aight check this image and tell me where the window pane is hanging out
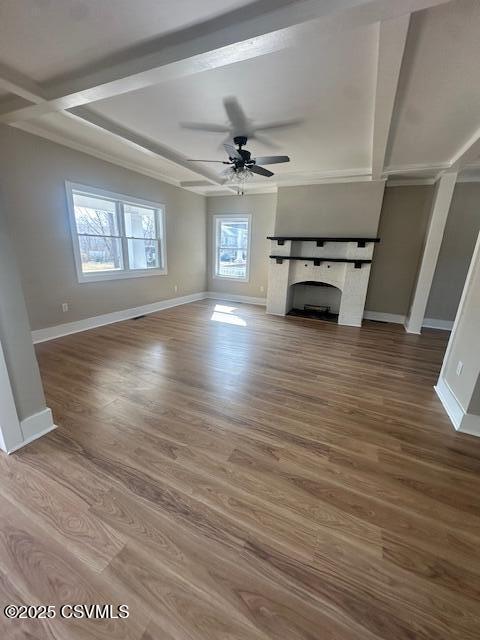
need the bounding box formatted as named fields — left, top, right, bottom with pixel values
left=219, top=220, right=248, bottom=249
left=73, top=192, right=118, bottom=236
left=124, top=204, right=157, bottom=238
left=78, top=235, right=123, bottom=272
left=218, top=247, right=247, bottom=278
left=127, top=239, right=160, bottom=270
left=216, top=218, right=249, bottom=279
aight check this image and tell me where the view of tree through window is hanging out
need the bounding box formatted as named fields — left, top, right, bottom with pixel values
left=73, top=193, right=122, bottom=272
left=215, top=216, right=250, bottom=280
left=69, top=185, right=165, bottom=281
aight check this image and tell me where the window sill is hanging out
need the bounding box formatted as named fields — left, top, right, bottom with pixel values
left=212, top=274, right=249, bottom=283
left=77, top=268, right=168, bottom=284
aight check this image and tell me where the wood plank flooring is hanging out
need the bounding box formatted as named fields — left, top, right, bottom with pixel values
left=2, top=299, right=480, bottom=639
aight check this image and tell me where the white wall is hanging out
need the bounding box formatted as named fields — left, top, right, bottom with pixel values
left=442, top=232, right=480, bottom=410
left=436, top=232, right=480, bottom=435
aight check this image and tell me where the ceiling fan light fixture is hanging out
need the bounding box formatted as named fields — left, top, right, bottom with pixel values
left=224, top=165, right=254, bottom=184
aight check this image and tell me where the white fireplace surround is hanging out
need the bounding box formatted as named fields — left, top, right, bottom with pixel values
left=266, top=238, right=377, bottom=327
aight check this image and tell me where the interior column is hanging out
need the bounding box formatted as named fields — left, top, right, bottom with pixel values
left=405, top=172, right=457, bottom=334
left=0, top=198, right=54, bottom=453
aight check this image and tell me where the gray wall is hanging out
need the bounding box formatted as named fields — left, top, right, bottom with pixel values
left=207, top=193, right=277, bottom=298
left=0, top=198, right=46, bottom=422
left=0, top=126, right=207, bottom=331
left=2, top=122, right=475, bottom=328
left=366, top=185, right=433, bottom=315
left=426, top=183, right=480, bottom=321
left=275, top=181, right=386, bottom=236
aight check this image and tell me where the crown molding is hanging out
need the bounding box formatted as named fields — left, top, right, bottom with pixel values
left=456, top=174, right=480, bottom=183
left=274, top=167, right=374, bottom=187
left=206, top=185, right=278, bottom=197
left=386, top=178, right=436, bottom=186
left=384, top=161, right=450, bottom=176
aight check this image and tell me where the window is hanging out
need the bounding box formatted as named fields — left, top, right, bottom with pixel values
left=214, top=215, right=251, bottom=281
left=66, top=182, right=166, bottom=282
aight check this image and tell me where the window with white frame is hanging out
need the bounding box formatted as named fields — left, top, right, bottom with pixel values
left=66, top=182, right=166, bottom=282
left=214, top=215, right=251, bottom=281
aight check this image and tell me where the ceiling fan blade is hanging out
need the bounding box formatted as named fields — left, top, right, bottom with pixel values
left=180, top=122, right=231, bottom=133
left=253, top=118, right=303, bottom=132
left=223, top=96, right=249, bottom=134
left=187, top=159, right=231, bottom=163
left=253, top=155, right=290, bottom=165
left=224, top=143, right=242, bottom=160
left=249, top=164, right=274, bottom=178
left=249, top=132, right=280, bottom=150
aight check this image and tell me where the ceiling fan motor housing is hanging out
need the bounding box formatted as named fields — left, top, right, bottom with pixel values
left=239, top=149, right=251, bottom=163
left=233, top=135, right=248, bottom=148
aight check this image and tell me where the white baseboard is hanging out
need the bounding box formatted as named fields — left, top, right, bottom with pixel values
left=435, top=377, right=480, bottom=436
left=363, top=311, right=406, bottom=324
left=422, top=317, right=454, bottom=331
left=7, top=407, right=56, bottom=454
left=31, top=292, right=207, bottom=343
left=434, top=378, right=464, bottom=429
left=364, top=311, right=453, bottom=331
left=205, top=292, right=267, bottom=306
left=31, top=293, right=454, bottom=345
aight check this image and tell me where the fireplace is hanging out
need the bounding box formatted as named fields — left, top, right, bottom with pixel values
left=287, top=281, right=341, bottom=322
left=266, top=236, right=379, bottom=327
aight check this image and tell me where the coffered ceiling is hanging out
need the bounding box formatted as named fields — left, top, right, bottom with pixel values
left=1, top=0, right=479, bottom=194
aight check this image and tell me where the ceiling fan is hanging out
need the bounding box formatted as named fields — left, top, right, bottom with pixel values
left=187, top=135, right=290, bottom=183
left=181, top=96, right=302, bottom=149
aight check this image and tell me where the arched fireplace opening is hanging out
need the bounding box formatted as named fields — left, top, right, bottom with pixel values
left=287, top=281, right=342, bottom=323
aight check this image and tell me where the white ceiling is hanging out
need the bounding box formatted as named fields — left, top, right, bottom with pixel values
left=386, top=0, right=480, bottom=170
left=0, top=0, right=479, bottom=193
left=88, top=22, right=378, bottom=179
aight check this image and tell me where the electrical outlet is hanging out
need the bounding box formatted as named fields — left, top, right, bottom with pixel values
left=260, top=285, right=265, bottom=293
left=456, top=361, right=463, bottom=376
left=174, top=284, right=178, bottom=293
left=61, top=303, right=69, bottom=313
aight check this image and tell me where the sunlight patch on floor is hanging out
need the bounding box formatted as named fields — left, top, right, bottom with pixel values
left=210, top=304, right=247, bottom=326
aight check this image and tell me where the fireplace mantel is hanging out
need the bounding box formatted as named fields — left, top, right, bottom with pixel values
left=267, top=236, right=380, bottom=248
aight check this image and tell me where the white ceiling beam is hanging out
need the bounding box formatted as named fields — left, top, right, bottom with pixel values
left=405, top=171, right=457, bottom=334
left=0, top=70, right=229, bottom=188
left=0, top=63, right=46, bottom=104
left=448, top=125, right=480, bottom=172
left=0, top=0, right=450, bottom=126
left=67, top=107, right=230, bottom=188
left=371, top=13, right=410, bottom=179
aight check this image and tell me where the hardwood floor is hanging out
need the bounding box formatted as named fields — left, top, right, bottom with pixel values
left=2, top=299, right=480, bottom=639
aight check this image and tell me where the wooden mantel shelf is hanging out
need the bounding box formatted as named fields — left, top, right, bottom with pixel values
left=269, top=255, right=372, bottom=269
left=267, top=236, right=380, bottom=247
